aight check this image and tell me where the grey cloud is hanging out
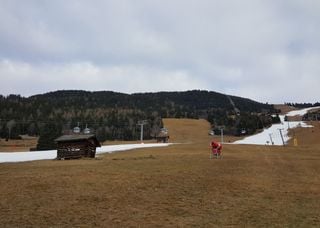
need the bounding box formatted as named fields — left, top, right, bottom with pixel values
left=0, top=0, right=319, bottom=103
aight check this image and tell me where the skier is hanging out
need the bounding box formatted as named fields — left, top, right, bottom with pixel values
left=210, top=140, right=222, bottom=159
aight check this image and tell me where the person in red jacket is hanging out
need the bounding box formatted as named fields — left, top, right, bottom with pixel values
left=210, top=140, right=222, bottom=159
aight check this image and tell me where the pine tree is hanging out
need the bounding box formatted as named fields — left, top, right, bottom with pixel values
left=36, top=123, right=61, bottom=150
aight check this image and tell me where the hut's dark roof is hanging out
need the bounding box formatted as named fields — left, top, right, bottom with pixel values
left=55, top=134, right=101, bottom=147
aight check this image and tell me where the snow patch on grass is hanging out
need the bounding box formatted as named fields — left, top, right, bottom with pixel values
left=233, top=107, right=319, bottom=146
left=0, top=143, right=171, bottom=163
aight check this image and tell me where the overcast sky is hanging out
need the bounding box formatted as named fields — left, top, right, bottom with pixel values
left=0, top=0, right=319, bottom=103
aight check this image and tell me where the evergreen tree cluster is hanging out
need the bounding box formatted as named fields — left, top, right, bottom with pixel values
left=0, top=90, right=277, bottom=149
left=285, top=102, right=320, bottom=108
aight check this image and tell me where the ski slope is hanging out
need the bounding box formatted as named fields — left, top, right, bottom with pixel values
left=1, top=106, right=319, bottom=162
left=286, top=107, right=320, bottom=117
left=0, top=143, right=170, bottom=163
left=233, top=107, right=319, bottom=146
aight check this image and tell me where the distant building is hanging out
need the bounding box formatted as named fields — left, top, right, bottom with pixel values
left=156, top=128, right=169, bottom=143
left=55, top=134, right=101, bottom=160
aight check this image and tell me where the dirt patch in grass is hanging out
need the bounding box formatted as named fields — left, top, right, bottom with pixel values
left=274, top=104, right=297, bottom=114
left=288, top=121, right=320, bottom=146
left=163, top=118, right=242, bottom=144
left=0, top=137, right=38, bottom=152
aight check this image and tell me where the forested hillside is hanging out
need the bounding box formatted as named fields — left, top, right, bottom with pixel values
left=0, top=90, right=278, bottom=148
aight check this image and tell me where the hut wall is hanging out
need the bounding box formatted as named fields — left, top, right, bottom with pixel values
left=57, top=141, right=88, bottom=159
left=156, top=136, right=169, bottom=143
left=86, top=139, right=97, bottom=158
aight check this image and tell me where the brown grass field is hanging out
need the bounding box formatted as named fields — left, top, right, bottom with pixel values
left=0, top=136, right=38, bottom=152
left=1, top=118, right=320, bottom=227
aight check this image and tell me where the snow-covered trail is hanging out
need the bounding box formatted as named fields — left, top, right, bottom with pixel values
left=233, top=107, right=320, bottom=146
left=0, top=143, right=170, bottom=163
left=286, top=107, right=320, bottom=117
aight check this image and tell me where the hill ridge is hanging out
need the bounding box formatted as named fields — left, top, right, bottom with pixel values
left=0, top=90, right=276, bottom=146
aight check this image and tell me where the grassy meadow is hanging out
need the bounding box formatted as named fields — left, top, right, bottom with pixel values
left=0, top=118, right=319, bottom=227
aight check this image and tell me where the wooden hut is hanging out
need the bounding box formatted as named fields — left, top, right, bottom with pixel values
left=55, top=134, right=101, bottom=160
left=156, top=129, right=170, bottom=143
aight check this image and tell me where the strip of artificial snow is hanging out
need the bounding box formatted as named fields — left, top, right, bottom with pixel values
left=233, top=106, right=319, bottom=146
left=96, top=143, right=170, bottom=154
left=0, top=143, right=170, bottom=163
left=0, top=150, right=57, bottom=163
left=233, top=116, right=312, bottom=145
left=286, top=106, right=320, bottom=116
